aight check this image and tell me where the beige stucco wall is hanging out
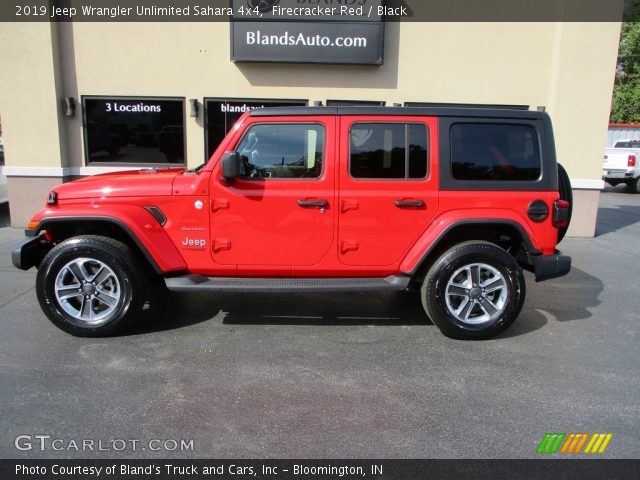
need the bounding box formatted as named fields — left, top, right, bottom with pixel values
left=546, top=22, right=621, bottom=237
left=0, top=23, right=66, bottom=168
left=6, top=177, right=63, bottom=225
left=0, top=20, right=623, bottom=232
left=64, top=22, right=560, bottom=170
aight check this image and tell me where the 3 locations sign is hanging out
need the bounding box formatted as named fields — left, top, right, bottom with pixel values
left=230, top=0, right=385, bottom=65
left=83, top=97, right=185, bottom=165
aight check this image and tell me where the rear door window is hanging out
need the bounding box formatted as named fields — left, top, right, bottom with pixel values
left=349, top=123, right=428, bottom=179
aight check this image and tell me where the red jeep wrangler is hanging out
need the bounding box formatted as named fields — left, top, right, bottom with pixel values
left=12, top=107, right=572, bottom=339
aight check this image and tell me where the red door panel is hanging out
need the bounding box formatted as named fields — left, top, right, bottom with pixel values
left=338, top=116, right=439, bottom=266
left=210, top=116, right=336, bottom=268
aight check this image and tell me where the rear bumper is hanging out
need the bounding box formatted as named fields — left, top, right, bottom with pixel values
left=602, top=169, right=635, bottom=180
left=532, top=252, right=571, bottom=282
left=12, top=234, right=50, bottom=270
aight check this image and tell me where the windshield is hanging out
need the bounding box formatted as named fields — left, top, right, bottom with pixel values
left=614, top=140, right=640, bottom=148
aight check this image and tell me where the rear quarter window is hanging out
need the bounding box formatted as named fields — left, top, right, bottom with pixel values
left=450, top=123, right=541, bottom=181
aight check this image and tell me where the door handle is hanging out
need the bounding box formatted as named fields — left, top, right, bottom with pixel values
left=395, top=199, right=425, bottom=208
left=297, top=199, right=329, bottom=208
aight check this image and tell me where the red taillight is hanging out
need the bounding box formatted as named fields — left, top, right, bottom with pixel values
left=628, top=155, right=637, bottom=167
left=553, top=200, right=570, bottom=228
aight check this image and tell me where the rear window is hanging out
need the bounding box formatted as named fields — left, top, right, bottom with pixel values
left=450, top=123, right=541, bottom=181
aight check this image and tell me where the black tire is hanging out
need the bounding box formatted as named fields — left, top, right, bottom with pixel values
left=421, top=241, right=525, bottom=340
left=557, top=163, right=573, bottom=243
left=625, top=177, right=639, bottom=194
left=36, top=236, right=145, bottom=337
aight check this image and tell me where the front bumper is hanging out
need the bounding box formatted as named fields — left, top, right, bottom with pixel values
left=12, top=234, right=50, bottom=270
left=532, top=252, right=571, bottom=282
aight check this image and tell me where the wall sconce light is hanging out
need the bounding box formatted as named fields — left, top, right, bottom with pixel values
left=190, top=99, right=199, bottom=118
left=393, top=103, right=402, bottom=107
left=313, top=101, right=323, bottom=106
left=64, top=97, right=76, bottom=116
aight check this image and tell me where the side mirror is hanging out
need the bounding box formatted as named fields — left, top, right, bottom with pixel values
left=221, top=152, right=243, bottom=182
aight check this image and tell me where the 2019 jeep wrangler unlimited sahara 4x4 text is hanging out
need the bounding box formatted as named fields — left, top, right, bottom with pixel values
left=12, top=107, right=572, bottom=339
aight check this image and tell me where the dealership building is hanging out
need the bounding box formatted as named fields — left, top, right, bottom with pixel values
left=0, top=3, right=622, bottom=236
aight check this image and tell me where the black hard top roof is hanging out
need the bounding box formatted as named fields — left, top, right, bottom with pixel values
left=250, top=106, right=544, bottom=119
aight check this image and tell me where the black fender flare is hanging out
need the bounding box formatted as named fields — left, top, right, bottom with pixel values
left=27, top=215, right=185, bottom=275
left=406, top=219, right=540, bottom=276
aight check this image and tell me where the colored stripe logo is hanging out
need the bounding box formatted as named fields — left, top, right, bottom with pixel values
left=537, top=433, right=613, bottom=454
left=584, top=433, right=614, bottom=454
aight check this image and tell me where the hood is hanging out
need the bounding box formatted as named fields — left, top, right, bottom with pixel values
left=53, top=168, right=183, bottom=200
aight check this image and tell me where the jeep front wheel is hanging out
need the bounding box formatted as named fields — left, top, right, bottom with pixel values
left=36, top=236, right=145, bottom=337
left=421, top=241, right=525, bottom=340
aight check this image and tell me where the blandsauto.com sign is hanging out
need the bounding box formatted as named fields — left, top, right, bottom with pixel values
left=230, top=0, right=386, bottom=65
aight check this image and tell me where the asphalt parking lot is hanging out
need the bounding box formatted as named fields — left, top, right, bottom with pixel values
left=0, top=190, right=638, bottom=459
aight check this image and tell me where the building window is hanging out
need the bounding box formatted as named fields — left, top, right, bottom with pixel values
left=349, top=123, right=428, bottom=179
left=205, top=98, right=307, bottom=160
left=450, top=123, right=541, bottom=181
left=235, top=123, right=325, bottom=179
left=83, top=97, right=185, bottom=165
left=326, top=100, right=385, bottom=106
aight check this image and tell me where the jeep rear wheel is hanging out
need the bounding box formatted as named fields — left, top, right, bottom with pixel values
left=421, top=241, right=525, bottom=340
left=36, top=236, right=145, bottom=337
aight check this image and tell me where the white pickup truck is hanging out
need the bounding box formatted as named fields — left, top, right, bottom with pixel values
left=603, top=139, right=640, bottom=193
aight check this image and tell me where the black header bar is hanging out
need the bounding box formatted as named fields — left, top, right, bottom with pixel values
left=0, top=0, right=629, bottom=22
left=2, top=459, right=640, bottom=480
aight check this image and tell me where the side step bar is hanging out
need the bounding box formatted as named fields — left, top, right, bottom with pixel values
left=165, top=275, right=411, bottom=293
